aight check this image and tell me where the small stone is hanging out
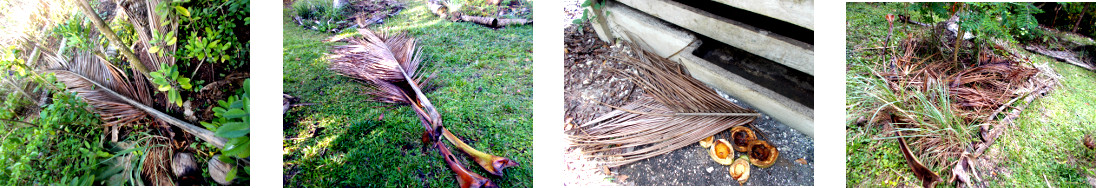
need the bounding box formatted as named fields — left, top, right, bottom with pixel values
left=706, top=166, right=714, bottom=173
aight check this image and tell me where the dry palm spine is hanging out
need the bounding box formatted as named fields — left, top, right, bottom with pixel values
left=567, top=42, right=759, bottom=167
left=327, top=29, right=518, bottom=187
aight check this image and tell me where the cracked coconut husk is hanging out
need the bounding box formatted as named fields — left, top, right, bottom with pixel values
left=567, top=41, right=758, bottom=167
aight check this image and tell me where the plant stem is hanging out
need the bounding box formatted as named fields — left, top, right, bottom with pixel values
left=442, top=128, right=519, bottom=176
left=75, top=0, right=150, bottom=76
left=435, top=141, right=496, bottom=188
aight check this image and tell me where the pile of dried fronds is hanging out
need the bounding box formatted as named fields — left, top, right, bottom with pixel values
left=567, top=42, right=758, bottom=167
left=426, top=0, right=531, bottom=28
left=327, top=28, right=519, bottom=188
left=867, top=34, right=1058, bottom=187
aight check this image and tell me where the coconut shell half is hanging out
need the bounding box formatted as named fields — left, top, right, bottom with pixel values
left=748, top=140, right=778, bottom=168
left=730, top=156, right=751, bottom=185
left=709, top=139, right=734, bottom=165
left=730, top=126, right=756, bottom=152
left=699, top=136, right=715, bottom=148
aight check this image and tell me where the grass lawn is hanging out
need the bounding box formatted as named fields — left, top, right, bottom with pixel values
left=846, top=2, right=1096, bottom=187
left=281, top=1, right=533, bottom=187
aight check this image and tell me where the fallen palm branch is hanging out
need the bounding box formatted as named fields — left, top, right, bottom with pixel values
left=436, top=141, right=497, bottom=188
left=1023, top=45, right=1096, bottom=70
left=326, top=28, right=518, bottom=186
left=567, top=42, right=758, bottom=167
left=43, top=68, right=227, bottom=148
left=442, top=128, right=519, bottom=176
left=426, top=0, right=530, bottom=28
left=878, top=109, right=942, bottom=188
left=896, top=129, right=942, bottom=188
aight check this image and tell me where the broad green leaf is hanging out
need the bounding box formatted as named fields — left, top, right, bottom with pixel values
left=215, top=122, right=249, bottom=138
left=223, top=109, right=246, bottom=119
left=213, top=107, right=227, bottom=115
left=157, top=84, right=171, bottom=92
left=200, top=121, right=218, bottom=130
left=178, top=77, right=192, bottom=90
left=225, top=167, right=237, bottom=183
left=223, top=137, right=250, bottom=158
left=175, top=6, right=190, bottom=17
left=149, top=46, right=160, bottom=53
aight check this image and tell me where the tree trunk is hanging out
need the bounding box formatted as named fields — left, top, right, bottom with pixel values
left=1075, top=3, right=1088, bottom=33
left=75, top=0, right=150, bottom=76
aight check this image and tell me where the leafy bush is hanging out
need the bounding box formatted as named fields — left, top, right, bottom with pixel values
left=199, top=79, right=249, bottom=182
left=53, top=12, right=96, bottom=54
left=149, top=63, right=193, bottom=107
left=0, top=79, right=106, bottom=185
left=291, top=0, right=347, bottom=32
left=909, top=2, right=1045, bottom=42
left=173, top=0, right=250, bottom=70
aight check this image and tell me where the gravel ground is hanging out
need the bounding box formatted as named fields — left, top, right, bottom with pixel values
left=562, top=2, right=814, bottom=185
left=613, top=90, right=814, bottom=186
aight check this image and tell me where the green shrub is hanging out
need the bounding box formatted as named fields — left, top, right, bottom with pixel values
left=909, top=2, right=1045, bottom=42
left=0, top=79, right=106, bottom=185
left=199, top=79, right=249, bottom=182
left=174, top=0, right=250, bottom=70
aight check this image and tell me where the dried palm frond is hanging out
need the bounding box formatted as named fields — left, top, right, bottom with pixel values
left=141, top=136, right=174, bottom=186
left=328, top=29, right=443, bottom=137
left=327, top=28, right=518, bottom=179
left=568, top=42, right=758, bottom=167
left=38, top=48, right=150, bottom=126
left=35, top=46, right=225, bottom=147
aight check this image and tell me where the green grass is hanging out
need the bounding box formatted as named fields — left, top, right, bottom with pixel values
left=282, top=0, right=532, bottom=187
left=847, top=2, right=1096, bottom=187
left=991, top=54, right=1096, bottom=186
left=845, top=3, right=949, bottom=187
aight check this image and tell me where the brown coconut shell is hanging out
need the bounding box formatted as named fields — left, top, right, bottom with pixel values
left=730, top=126, right=756, bottom=152
left=748, top=140, right=778, bottom=168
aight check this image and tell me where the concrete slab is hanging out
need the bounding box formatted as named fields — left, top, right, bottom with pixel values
left=615, top=0, right=814, bottom=75
left=673, top=42, right=814, bottom=136
left=595, top=1, right=697, bottom=58
left=711, top=0, right=814, bottom=30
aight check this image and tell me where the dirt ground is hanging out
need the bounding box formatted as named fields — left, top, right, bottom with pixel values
left=562, top=22, right=814, bottom=185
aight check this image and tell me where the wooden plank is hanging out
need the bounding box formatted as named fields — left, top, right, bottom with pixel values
left=711, top=0, right=813, bottom=30
left=616, top=0, right=814, bottom=75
